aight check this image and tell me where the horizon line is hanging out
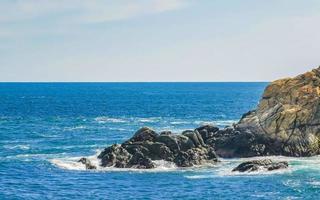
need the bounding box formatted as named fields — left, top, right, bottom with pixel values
left=0, top=81, right=270, bottom=83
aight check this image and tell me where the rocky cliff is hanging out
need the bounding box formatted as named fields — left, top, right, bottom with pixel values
left=214, top=67, right=320, bottom=157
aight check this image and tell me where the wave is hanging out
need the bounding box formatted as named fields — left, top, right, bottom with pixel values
left=193, top=120, right=237, bottom=127
left=50, top=151, right=180, bottom=172
left=3, top=144, right=30, bottom=150
left=136, top=117, right=162, bottom=123
left=169, top=121, right=189, bottom=125
left=94, top=117, right=127, bottom=123
left=49, top=154, right=320, bottom=176
left=63, top=126, right=87, bottom=131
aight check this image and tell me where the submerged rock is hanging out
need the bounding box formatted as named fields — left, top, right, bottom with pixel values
left=213, top=67, right=320, bottom=157
left=232, top=159, right=288, bottom=172
left=97, top=127, right=219, bottom=169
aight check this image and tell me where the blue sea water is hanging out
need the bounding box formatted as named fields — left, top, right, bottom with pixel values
left=1, top=83, right=320, bottom=199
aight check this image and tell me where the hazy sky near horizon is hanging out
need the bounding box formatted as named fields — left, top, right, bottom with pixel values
left=0, top=0, right=320, bottom=82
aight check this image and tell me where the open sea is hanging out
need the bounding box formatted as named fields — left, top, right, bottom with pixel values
left=1, top=82, right=320, bottom=199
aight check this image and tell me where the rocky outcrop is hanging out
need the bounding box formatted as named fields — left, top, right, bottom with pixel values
left=96, top=127, right=218, bottom=169
left=213, top=67, right=320, bottom=157
left=78, top=67, right=320, bottom=170
left=232, top=159, right=288, bottom=172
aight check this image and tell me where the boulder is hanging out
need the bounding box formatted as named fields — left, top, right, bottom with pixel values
left=196, top=125, right=219, bottom=143
left=232, top=159, right=289, bottom=172
left=98, top=144, right=132, bottom=167
left=127, top=150, right=156, bottom=169
left=182, top=130, right=206, bottom=147
left=128, top=127, right=158, bottom=143
left=174, top=147, right=218, bottom=167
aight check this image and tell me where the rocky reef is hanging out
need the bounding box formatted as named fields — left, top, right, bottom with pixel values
left=96, top=127, right=218, bottom=169
left=213, top=67, right=320, bottom=157
left=232, top=159, right=288, bottom=172
left=79, top=67, right=320, bottom=169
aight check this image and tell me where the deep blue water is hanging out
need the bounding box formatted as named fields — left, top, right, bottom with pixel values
left=1, top=83, right=320, bottom=199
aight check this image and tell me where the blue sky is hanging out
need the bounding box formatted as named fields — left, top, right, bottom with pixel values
left=1, top=0, right=320, bottom=81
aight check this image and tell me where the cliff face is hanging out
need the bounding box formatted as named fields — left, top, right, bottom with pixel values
left=219, top=67, right=320, bottom=157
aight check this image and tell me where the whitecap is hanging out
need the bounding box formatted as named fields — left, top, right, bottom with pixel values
left=63, top=125, right=87, bottom=131
left=170, top=121, right=190, bottom=125
left=94, top=117, right=127, bottom=123
left=136, top=117, right=161, bottom=123
left=194, top=120, right=238, bottom=127
left=50, top=151, right=180, bottom=172
left=3, top=144, right=30, bottom=150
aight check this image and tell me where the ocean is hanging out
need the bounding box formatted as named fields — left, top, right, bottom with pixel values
left=1, top=82, right=319, bottom=199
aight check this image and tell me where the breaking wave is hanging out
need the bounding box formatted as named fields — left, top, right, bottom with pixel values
left=50, top=155, right=179, bottom=172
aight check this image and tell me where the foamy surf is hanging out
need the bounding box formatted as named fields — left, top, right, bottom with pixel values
left=50, top=149, right=181, bottom=172
left=50, top=156, right=180, bottom=172
left=50, top=153, right=320, bottom=176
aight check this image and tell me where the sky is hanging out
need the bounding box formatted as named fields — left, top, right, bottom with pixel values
left=0, top=0, right=320, bottom=82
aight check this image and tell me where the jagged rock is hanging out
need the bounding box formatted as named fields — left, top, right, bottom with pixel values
left=97, top=127, right=219, bottom=169
left=78, top=157, right=97, bottom=170
left=128, top=127, right=158, bottom=143
left=196, top=125, right=219, bottom=143
left=232, top=159, right=288, bottom=172
left=127, top=150, right=155, bottom=169
left=155, top=135, right=182, bottom=153
left=160, top=131, right=172, bottom=136
left=174, top=147, right=218, bottom=167
left=98, top=144, right=132, bottom=167
left=213, top=67, right=320, bottom=157
left=182, top=130, right=205, bottom=147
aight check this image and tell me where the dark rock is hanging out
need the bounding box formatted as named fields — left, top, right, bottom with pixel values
left=196, top=125, right=219, bottom=143
left=141, top=142, right=174, bottom=161
left=98, top=144, right=132, bottom=167
left=174, top=147, right=218, bottom=167
left=182, top=130, right=205, bottom=147
left=128, top=127, right=158, bottom=143
left=232, top=159, right=289, bottom=172
left=127, top=150, right=155, bottom=169
left=155, top=135, right=181, bottom=153
left=97, top=126, right=219, bottom=169
left=160, top=131, right=172, bottom=136
left=176, top=135, right=197, bottom=151
left=78, top=157, right=97, bottom=170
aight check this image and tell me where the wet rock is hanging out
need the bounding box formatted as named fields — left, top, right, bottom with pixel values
left=98, top=144, right=132, bottom=167
left=127, top=150, right=155, bottom=169
left=182, top=130, right=205, bottom=147
left=128, top=127, right=158, bottom=143
left=174, top=147, right=218, bottom=167
left=160, top=131, right=172, bottom=136
left=232, top=159, right=289, bottom=172
left=97, top=127, right=219, bottom=169
left=78, top=157, right=97, bottom=170
left=196, top=125, right=219, bottom=143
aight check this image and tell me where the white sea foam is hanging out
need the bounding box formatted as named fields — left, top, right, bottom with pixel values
left=3, top=144, right=30, bottom=150
left=94, top=117, right=127, bottom=123
left=50, top=151, right=180, bottom=172
left=63, top=125, right=87, bottom=131
left=193, top=120, right=237, bottom=127
left=136, top=117, right=161, bottom=123
left=169, top=121, right=190, bottom=125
